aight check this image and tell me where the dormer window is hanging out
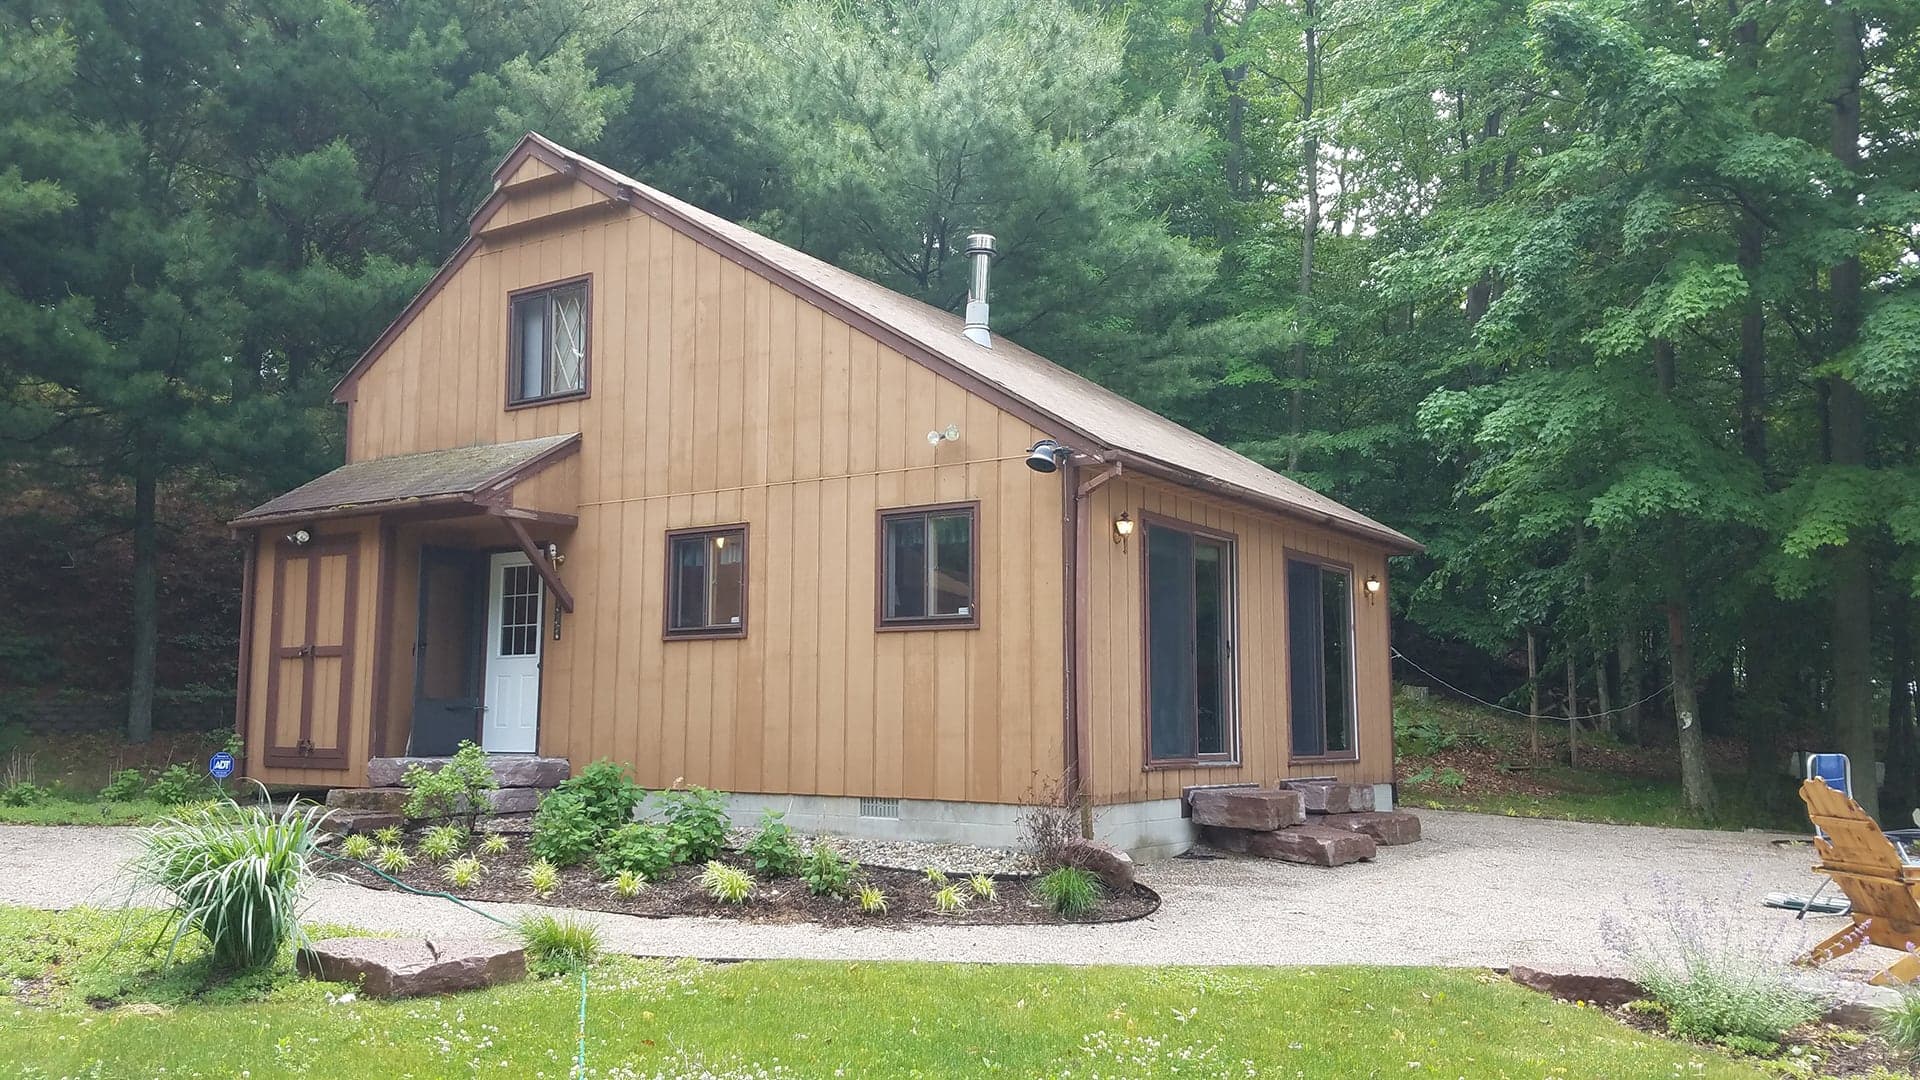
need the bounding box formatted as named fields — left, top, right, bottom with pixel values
left=509, top=278, right=589, bottom=406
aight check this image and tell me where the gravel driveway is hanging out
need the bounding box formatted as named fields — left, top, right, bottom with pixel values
left=0, top=810, right=1890, bottom=978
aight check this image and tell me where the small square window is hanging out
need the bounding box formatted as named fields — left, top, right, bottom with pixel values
left=665, top=526, right=748, bottom=638
left=509, top=279, right=589, bottom=405
left=877, top=503, right=977, bottom=629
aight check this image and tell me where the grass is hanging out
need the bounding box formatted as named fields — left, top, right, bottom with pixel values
left=1393, top=692, right=1806, bottom=832
left=2, top=905, right=1779, bottom=1078
left=0, top=794, right=176, bottom=825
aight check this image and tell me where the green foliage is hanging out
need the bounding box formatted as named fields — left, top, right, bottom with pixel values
left=101, top=769, right=147, bottom=802
left=923, top=868, right=948, bottom=888
left=594, top=822, right=675, bottom=881
left=659, top=787, right=729, bottom=865
left=743, top=810, right=803, bottom=877
left=372, top=826, right=402, bottom=847
left=150, top=764, right=217, bottom=807
left=524, top=859, right=560, bottom=898
left=699, top=861, right=754, bottom=905
left=610, top=869, right=647, bottom=898
left=441, top=856, right=484, bottom=889
left=801, top=842, right=857, bottom=898
left=0, top=781, right=47, bottom=806
left=1883, top=986, right=1920, bottom=1054
left=339, top=834, right=375, bottom=861
left=969, top=874, right=998, bottom=901
left=530, top=789, right=601, bottom=868
left=133, top=797, right=327, bottom=969
left=1034, top=867, right=1101, bottom=919
left=513, top=913, right=601, bottom=977
left=401, top=742, right=496, bottom=827
left=856, top=885, right=888, bottom=915
left=1622, top=900, right=1825, bottom=1045
left=477, top=832, right=510, bottom=856
left=418, top=823, right=468, bottom=862
left=554, top=759, right=644, bottom=837
left=372, top=846, right=412, bottom=874
left=931, top=884, right=968, bottom=915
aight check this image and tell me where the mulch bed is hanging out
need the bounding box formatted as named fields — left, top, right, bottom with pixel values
left=324, top=833, right=1158, bottom=928
left=1614, top=1005, right=1916, bottom=1077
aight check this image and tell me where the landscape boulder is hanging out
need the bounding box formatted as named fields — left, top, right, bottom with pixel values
left=1315, top=810, right=1421, bottom=845
left=297, top=937, right=526, bottom=998
left=1189, top=788, right=1305, bottom=831
left=1280, top=780, right=1376, bottom=814
left=1060, top=838, right=1136, bottom=891
left=1245, top=824, right=1376, bottom=866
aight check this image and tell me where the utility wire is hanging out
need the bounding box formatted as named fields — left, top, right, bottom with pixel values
left=1390, top=647, right=1674, bottom=723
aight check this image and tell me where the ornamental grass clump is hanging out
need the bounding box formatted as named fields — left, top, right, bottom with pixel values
left=373, top=845, right=412, bottom=873
left=1884, top=982, right=1920, bottom=1055
left=700, top=861, right=755, bottom=905
left=1034, top=866, right=1101, bottom=918
left=525, top=858, right=561, bottom=898
left=514, top=913, right=602, bottom=977
left=855, top=884, right=888, bottom=915
left=339, top=833, right=376, bottom=861
left=133, top=795, right=329, bottom=970
left=477, top=831, right=510, bottom=856
left=419, top=823, right=467, bottom=862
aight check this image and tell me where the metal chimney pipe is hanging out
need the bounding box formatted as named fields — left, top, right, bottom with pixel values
left=962, top=233, right=995, bottom=348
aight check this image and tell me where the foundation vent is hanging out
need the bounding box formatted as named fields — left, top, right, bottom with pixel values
left=858, top=797, right=901, bottom=820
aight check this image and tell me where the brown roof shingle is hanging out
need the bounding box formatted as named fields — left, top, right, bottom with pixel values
left=232, top=433, right=579, bottom=526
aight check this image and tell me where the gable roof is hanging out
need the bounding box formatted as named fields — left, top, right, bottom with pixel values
left=333, top=134, right=1419, bottom=554
left=232, top=433, right=580, bottom=527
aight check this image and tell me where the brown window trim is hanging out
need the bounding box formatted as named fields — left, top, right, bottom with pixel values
left=1283, top=548, right=1361, bottom=764
left=663, top=523, right=750, bottom=640
left=506, top=274, right=592, bottom=410
left=1138, top=511, right=1242, bottom=769
left=875, top=500, right=980, bottom=632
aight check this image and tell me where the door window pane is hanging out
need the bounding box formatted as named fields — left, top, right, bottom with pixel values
left=666, top=527, right=747, bottom=636
left=1194, top=540, right=1228, bottom=756
left=498, top=563, right=541, bottom=656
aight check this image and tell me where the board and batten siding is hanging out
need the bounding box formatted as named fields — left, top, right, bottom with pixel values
left=1079, top=475, right=1394, bottom=805
left=338, top=191, right=1067, bottom=805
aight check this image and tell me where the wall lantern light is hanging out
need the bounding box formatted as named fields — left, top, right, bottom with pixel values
left=1365, top=574, right=1382, bottom=604
left=285, top=528, right=312, bottom=547
left=1025, top=439, right=1072, bottom=473
left=1113, top=512, right=1134, bottom=550
left=545, top=541, right=565, bottom=568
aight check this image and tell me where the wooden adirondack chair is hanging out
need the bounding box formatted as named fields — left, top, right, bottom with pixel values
left=1796, top=778, right=1920, bottom=986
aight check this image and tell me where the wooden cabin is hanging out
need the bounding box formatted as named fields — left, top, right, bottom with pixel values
left=230, top=133, right=1420, bottom=856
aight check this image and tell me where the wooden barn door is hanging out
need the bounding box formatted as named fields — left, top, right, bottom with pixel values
left=263, top=536, right=360, bottom=769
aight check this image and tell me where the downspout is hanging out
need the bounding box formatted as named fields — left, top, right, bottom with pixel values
left=1064, top=459, right=1123, bottom=837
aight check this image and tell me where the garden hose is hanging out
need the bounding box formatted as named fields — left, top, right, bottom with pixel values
left=314, top=848, right=594, bottom=1078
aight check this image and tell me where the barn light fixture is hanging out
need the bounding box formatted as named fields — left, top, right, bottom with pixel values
left=1025, top=439, right=1071, bottom=474
left=1113, top=512, right=1134, bottom=550
left=1365, top=575, right=1382, bottom=604
left=285, top=529, right=311, bottom=547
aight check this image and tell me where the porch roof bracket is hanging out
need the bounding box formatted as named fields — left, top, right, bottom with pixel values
left=500, top=514, right=575, bottom=613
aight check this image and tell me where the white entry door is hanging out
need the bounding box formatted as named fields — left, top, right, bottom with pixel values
left=482, top=551, right=543, bottom=754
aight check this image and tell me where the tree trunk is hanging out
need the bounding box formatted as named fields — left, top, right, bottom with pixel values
left=1887, top=594, right=1917, bottom=818
left=1655, top=337, right=1716, bottom=813
left=1827, top=2, right=1877, bottom=818
left=1566, top=654, right=1580, bottom=769
left=1618, top=624, right=1642, bottom=746
left=1527, top=628, right=1541, bottom=756
left=1286, top=0, right=1320, bottom=472
left=1593, top=647, right=1611, bottom=739
left=126, top=442, right=159, bottom=745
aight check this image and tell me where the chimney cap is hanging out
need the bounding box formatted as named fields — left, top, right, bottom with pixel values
left=964, top=232, right=996, bottom=256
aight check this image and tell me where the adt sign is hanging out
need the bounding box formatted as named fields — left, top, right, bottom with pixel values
left=208, top=751, right=236, bottom=780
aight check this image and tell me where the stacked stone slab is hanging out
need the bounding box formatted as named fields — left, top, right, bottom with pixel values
left=1191, top=781, right=1421, bottom=867
left=326, top=755, right=569, bottom=822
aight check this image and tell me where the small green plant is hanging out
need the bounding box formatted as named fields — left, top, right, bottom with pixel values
left=133, top=793, right=329, bottom=969
left=0, top=781, right=48, bottom=807
left=100, top=769, right=147, bottom=802
left=1882, top=985, right=1920, bottom=1054
left=373, top=845, right=412, bottom=873
left=699, top=860, right=754, bottom=904
left=660, top=786, right=730, bottom=864
left=372, top=825, right=402, bottom=847
left=743, top=810, right=803, bottom=877
left=1034, top=866, right=1101, bottom=918
left=1436, top=767, right=1467, bottom=792
left=923, top=867, right=948, bottom=888
left=801, top=841, right=857, bottom=897
left=969, top=873, right=997, bottom=901
left=442, top=856, right=484, bottom=888
left=856, top=884, right=888, bottom=914
left=525, top=858, right=560, bottom=898
left=1620, top=897, right=1826, bottom=1045
left=555, top=759, right=644, bottom=836
left=931, top=884, right=968, bottom=915
left=530, top=789, right=601, bottom=867
left=340, top=833, right=376, bottom=860
left=611, top=869, right=647, bottom=898
left=401, top=741, right=496, bottom=831
left=595, top=821, right=675, bottom=881
left=419, top=823, right=467, bottom=862
left=477, top=831, right=510, bottom=856
left=514, top=913, right=602, bottom=977
left=149, top=763, right=216, bottom=806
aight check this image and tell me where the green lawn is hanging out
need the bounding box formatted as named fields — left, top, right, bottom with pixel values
left=0, top=795, right=175, bottom=826
left=2, top=906, right=1776, bottom=1079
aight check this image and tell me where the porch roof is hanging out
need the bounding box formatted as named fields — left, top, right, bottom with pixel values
left=230, top=433, right=580, bottom=528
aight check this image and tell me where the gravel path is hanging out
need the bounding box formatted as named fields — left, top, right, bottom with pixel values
left=0, top=811, right=1894, bottom=979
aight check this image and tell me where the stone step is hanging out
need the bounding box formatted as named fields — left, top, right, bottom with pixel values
left=1247, top=824, right=1376, bottom=866
left=366, top=755, right=569, bottom=789
left=326, top=785, right=545, bottom=815
left=323, top=808, right=401, bottom=835
left=298, top=937, right=526, bottom=998
left=1280, top=780, right=1376, bottom=814
left=1316, top=810, right=1421, bottom=845
left=1190, top=788, right=1305, bottom=831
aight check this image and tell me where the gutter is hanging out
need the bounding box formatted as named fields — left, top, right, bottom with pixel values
left=1061, top=454, right=1124, bottom=834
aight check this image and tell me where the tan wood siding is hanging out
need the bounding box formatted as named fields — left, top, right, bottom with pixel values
left=1081, top=475, right=1393, bottom=804
left=330, top=186, right=1065, bottom=803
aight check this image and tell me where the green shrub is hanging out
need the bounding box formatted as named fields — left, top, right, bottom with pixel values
left=801, top=842, right=857, bottom=897
left=660, top=786, right=729, bottom=864
left=401, top=742, right=496, bottom=830
left=699, top=861, right=755, bottom=904
left=525, top=859, right=560, bottom=898
left=1883, top=986, right=1920, bottom=1054
left=340, top=834, right=376, bottom=860
left=373, top=845, right=412, bottom=873
left=442, top=856, right=484, bottom=888
left=418, top=823, right=467, bottom=862
left=133, top=796, right=328, bottom=969
left=595, top=821, right=675, bottom=881
left=1622, top=902, right=1826, bottom=1045
left=514, top=913, right=601, bottom=977
left=101, top=769, right=147, bottom=802
left=531, top=789, right=600, bottom=867
left=931, top=884, right=968, bottom=915
left=0, top=781, right=48, bottom=807
left=1034, top=866, right=1101, bottom=918
left=969, top=874, right=997, bottom=901
left=149, top=764, right=216, bottom=806
left=855, top=884, right=888, bottom=914
left=743, top=810, right=803, bottom=877
left=477, top=832, right=510, bottom=856
left=556, top=760, right=644, bottom=836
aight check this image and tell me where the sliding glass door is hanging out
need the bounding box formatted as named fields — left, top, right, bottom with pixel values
left=1287, top=558, right=1356, bottom=758
left=1144, top=521, right=1236, bottom=764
